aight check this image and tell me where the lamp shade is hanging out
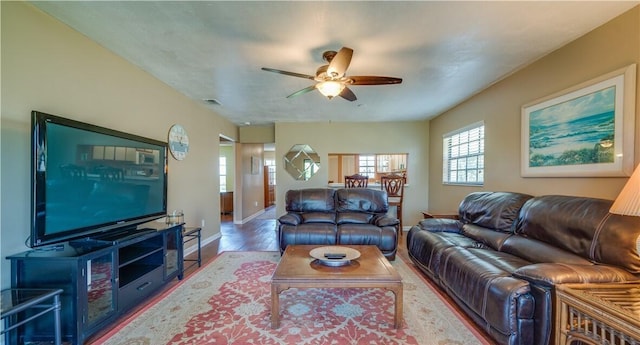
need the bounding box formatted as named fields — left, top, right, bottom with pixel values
left=316, top=81, right=345, bottom=99
left=610, top=164, right=640, bottom=216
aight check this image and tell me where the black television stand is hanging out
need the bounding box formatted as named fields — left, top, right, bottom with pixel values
left=7, top=222, right=184, bottom=345
left=70, top=227, right=158, bottom=248
left=69, top=237, right=115, bottom=248
left=98, top=227, right=157, bottom=243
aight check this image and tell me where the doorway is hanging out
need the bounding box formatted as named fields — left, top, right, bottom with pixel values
left=263, top=143, right=276, bottom=208
left=219, top=136, right=235, bottom=223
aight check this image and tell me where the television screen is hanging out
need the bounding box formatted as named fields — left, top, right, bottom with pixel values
left=31, top=111, right=168, bottom=247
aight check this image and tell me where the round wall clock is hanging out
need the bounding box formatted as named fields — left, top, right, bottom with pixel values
left=168, top=124, right=189, bottom=160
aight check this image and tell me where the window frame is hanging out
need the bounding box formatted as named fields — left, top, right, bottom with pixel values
left=358, top=154, right=376, bottom=179
left=219, top=156, right=227, bottom=192
left=442, top=121, right=485, bottom=186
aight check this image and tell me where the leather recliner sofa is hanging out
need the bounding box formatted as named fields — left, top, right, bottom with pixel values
left=278, top=188, right=399, bottom=260
left=406, top=191, right=640, bottom=345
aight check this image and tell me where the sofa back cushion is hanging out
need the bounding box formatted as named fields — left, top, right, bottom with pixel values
left=336, top=188, right=389, bottom=213
left=302, top=212, right=336, bottom=224
left=514, top=195, right=640, bottom=273
left=501, top=235, right=593, bottom=265
left=285, top=188, right=336, bottom=213
left=595, top=214, right=640, bottom=273
left=458, top=192, right=533, bottom=232
left=336, top=212, right=375, bottom=224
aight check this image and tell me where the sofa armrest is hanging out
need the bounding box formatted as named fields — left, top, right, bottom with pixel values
left=422, top=211, right=459, bottom=220
left=416, top=218, right=463, bottom=233
left=373, top=214, right=400, bottom=227
left=278, top=213, right=302, bottom=226
left=513, top=263, right=640, bottom=287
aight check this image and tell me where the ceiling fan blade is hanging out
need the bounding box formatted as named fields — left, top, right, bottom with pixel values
left=349, top=76, right=403, bottom=85
left=286, top=85, right=317, bottom=98
left=339, top=86, right=357, bottom=102
left=261, top=67, right=315, bottom=80
left=327, top=47, right=353, bottom=78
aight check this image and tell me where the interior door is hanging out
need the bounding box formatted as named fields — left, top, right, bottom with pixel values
left=263, top=165, right=275, bottom=207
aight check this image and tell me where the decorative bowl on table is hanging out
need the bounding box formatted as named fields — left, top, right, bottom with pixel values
left=309, top=246, right=361, bottom=267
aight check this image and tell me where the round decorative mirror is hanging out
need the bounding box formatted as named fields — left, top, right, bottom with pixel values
left=284, top=144, right=320, bottom=181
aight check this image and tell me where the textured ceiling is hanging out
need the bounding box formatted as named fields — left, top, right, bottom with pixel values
left=31, top=1, right=638, bottom=126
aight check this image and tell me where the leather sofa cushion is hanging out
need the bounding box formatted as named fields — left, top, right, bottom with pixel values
left=514, top=195, right=640, bottom=272
left=278, top=213, right=302, bottom=226
left=595, top=213, right=640, bottom=273
left=438, top=247, right=533, bottom=335
left=458, top=192, right=533, bottom=232
left=285, top=188, right=336, bottom=212
left=336, top=212, right=374, bottom=225
left=514, top=195, right=610, bottom=255
left=336, top=188, right=389, bottom=213
left=501, top=235, right=592, bottom=265
left=417, top=218, right=462, bottom=232
left=464, top=247, right=532, bottom=273
left=513, top=263, right=640, bottom=287
left=462, top=224, right=512, bottom=251
left=375, top=215, right=400, bottom=227
left=338, top=224, right=397, bottom=252
left=407, top=227, right=483, bottom=279
left=302, top=212, right=336, bottom=224
left=279, top=223, right=337, bottom=248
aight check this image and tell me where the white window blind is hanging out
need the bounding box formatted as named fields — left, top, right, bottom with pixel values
left=443, top=122, right=484, bottom=185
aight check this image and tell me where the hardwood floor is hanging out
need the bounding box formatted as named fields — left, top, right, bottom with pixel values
left=181, top=207, right=280, bottom=278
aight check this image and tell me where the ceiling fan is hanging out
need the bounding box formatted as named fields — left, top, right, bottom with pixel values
left=261, top=47, right=402, bottom=101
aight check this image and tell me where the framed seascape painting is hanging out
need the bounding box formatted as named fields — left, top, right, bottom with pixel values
left=521, top=64, right=636, bottom=177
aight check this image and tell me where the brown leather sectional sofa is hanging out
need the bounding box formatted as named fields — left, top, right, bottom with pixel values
left=406, top=191, right=640, bottom=345
left=278, top=188, right=399, bottom=260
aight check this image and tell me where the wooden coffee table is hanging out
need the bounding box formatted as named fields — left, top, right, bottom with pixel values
left=271, top=245, right=403, bottom=328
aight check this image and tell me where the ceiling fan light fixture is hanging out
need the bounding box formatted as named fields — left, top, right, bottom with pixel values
left=316, top=81, right=345, bottom=99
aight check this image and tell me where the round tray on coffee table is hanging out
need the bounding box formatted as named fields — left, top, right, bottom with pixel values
left=309, top=246, right=361, bottom=267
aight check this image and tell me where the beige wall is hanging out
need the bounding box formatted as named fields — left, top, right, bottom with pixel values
left=0, top=2, right=237, bottom=289
left=274, top=121, right=430, bottom=229
left=239, top=125, right=275, bottom=143
left=428, top=6, right=640, bottom=214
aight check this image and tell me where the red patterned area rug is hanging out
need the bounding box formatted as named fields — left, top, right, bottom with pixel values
left=91, top=251, right=490, bottom=345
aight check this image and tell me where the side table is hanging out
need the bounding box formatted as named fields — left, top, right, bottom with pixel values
left=421, top=211, right=458, bottom=219
left=1, top=288, right=63, bottom=345
left=182, top=226, right=202, bottom=273
left=555, top=282, right=640, bottom=345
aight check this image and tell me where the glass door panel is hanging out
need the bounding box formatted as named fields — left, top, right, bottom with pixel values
left=86, top=251, right=115, bottom=326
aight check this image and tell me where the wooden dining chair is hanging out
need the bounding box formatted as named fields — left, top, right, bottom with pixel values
left=344, top=174, right=369, bottom=188
left=381, top=174, right=405, bottom=236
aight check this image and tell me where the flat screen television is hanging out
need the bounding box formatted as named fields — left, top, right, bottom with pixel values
left=31, top=111, right=168, bottom=248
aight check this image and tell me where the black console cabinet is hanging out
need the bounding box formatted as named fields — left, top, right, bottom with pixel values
left=7, top=222, right=183, bottom=345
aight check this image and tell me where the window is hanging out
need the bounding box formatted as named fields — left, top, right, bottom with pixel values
left=358, top=154, right=375, bottom=178
left=219, top=156, right=227, bottom=192
left=443, top=122, right=484, bottom=185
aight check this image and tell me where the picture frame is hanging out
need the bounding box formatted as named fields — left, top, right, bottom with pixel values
left=521, top=64, right=636, bottom=177
left=251, top=156, right=260, bottom=175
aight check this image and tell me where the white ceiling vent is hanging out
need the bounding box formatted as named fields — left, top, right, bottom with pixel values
left=204, top=99, right=222, bottom=106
